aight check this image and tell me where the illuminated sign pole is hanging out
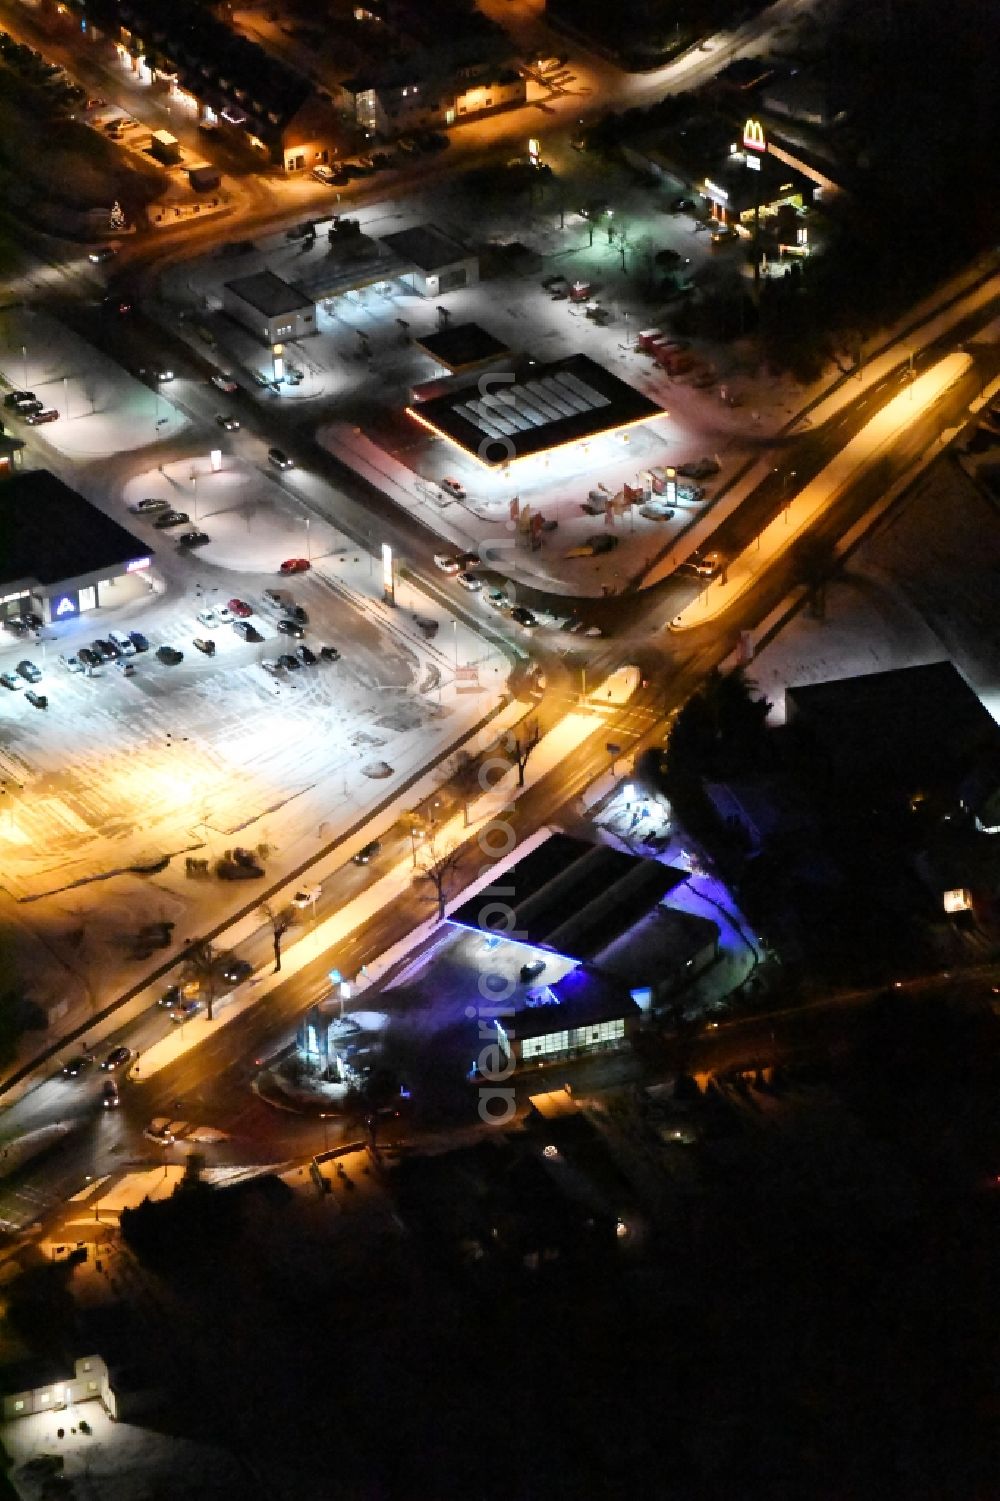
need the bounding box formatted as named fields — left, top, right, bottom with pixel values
left=381, top=542, right=396, bottom=607
left=743, top=118, right=766, bottom=298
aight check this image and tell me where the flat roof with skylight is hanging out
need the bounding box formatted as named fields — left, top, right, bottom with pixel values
left=407, top=353, right=667, bottom=466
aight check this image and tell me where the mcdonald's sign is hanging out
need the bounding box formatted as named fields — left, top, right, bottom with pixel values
left=742, top=117, right=766, bottom=153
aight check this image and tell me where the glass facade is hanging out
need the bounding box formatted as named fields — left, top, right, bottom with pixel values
left=521, top=1017, right=626, bottom=1061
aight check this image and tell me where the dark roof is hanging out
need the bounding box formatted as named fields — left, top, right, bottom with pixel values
left=224, top=270, right=314, bottom=317
left=450, top=833, right=683, bottom=961
left=505, top=967, right=641, bottom=1039
left=786, top=663, right=1000, bottom=795
left=413, top=323, right=510, bottom=372
left=0, top=471, right=152, bottom=587
left=409, top=353, right=666, bottom=466
left=379, top=224, right=471, bottom=273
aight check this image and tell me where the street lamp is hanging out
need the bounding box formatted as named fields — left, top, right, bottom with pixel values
left=606, top=209, right=614, bottom=245
left=21, top=345, right=28, bottom=390
left=303, top=516, right=312, bottom=561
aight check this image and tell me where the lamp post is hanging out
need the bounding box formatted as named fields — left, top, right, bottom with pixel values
left=304, top=516, right=312, bottom=561
left=21, top=345, right=28, bottom=390
left=63, top=376, right=70, bottom=421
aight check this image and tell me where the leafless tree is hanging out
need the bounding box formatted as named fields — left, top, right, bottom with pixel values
left=182, top=937, right=218, bottom=1021
left=414, top=830, right=465, bottom=922
left=261, top=903, right=292, bottom=973
left=510, top=721, right=541, bottom=788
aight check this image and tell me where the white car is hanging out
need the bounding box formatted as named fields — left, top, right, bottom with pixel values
left=211, top=373, right=239, bottom=394
left=457, top=572, right=483, bottom=591
left=215, top=604, right=233, bottom=624
left=144, top=1118, right=178, bottom=1145
left=312, top=164, right=336, bottom=185
left=440, top=476, right=467, bottom=499
left=292, top=884, right=322, bottom=908
left=130, top=497, right=169, bottom=514
left=434, top=553, right=463, bottom=574
left=196, top=608, right=219, bottom=629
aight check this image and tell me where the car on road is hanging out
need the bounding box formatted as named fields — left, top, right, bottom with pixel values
left=95, top=638, right=121, bottom=660
left=59, top=653, right=83, bottom=673
left=2, top=617, right=28, bottom=637
left=220, top=957, right=252, bottom=985
left=158, top=985, right=182, bottom=1008
left=508, top=606, right=538, bottom=628
left=214, top=605, right=233, bottom=625
left=25, top=690, right=47, bottom=708
left=197, top=609, right=219, bottom=629
left=25, top=407, right=59, bottom=425
left=88, top=245, right=117, bottom=264
left=296, top=644, right=317, bottom=666
left=440, top=476, right=466, bottom=499
left=102, top=1045, right=131, bottom=1071
left=353, top=839, right=381, bottom=865
left=156, top=645, right=184, bottom=665
left=679, top=549, right=723, bottom=579
left=312, top=164, right=336, bottom=184
left=434, top=551, right=478, bottom=574
left=130, top=497, right=169, bottom=514
left=279, top=557, right=310, bottom=575
left=292, top=884, right=322, bottom=908
left=233, top=621, right=262, bottom=642
left=169, top=999, right=201, bottom=1023
left=211, top=373, right=239, bottom=393
left=62, top=1056, right=91, bottom=1078
left=676, top=457, right=720, bottom=479
left=457, top=571, right=483, bottom=591
left=193, top=637, right=216, bottom=656
left=277, top=618, right=304, bottom=638
left=267, top=447, right=293, bottom=470
left=0, top=673, right=19, bottom=690
left=16, top=660, right=41, bottom=683
left=153, top=509, right=189, bottom=529
left=216, top=413, right=240, bottom=430
left=227, top=598, right=252, bottom=618
left=128, top=630, right=149, bottom=653
left=485, top=589, right=510, bottom=611
left=102, top=294, right=132, bottom=315
left=77, top=647, right=100, bottom=669
left=101, top=1079, right=120, bottom=1108
left=144, top=1118, right=177, bottom=1144
left=277, top=652, right=301, bottom=671
left=178, top=530, right=210, bottom=548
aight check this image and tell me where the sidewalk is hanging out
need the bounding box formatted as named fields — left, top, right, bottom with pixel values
left=669, top=352, right=971, bottom=631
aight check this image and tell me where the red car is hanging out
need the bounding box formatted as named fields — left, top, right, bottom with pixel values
left=279, top=558, right=310, bottom=575
left=227, top=598, right=253, bottom=618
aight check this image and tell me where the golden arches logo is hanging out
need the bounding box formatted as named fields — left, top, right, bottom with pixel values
left=743, top=117, right=766, bottom=152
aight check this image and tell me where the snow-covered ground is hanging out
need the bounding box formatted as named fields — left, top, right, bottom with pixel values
left=749, top=453, right=1000, bottom=726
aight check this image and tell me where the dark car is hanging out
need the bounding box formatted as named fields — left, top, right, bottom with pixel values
left=283, top=604, right=308, bottom=625
left=233, top=621, right=262, bottom=642
left=520, top=958, right=546, bottom=982
left=153, top=510, right=189, bottom=529
left=220, top=957, right=252, bottom=985
left=178, top=530, right=210, bottom=548
left=77, top=647, right=100, bottom=669
left=193, top=637, right=216, bottom=656
left=62, top=1055, right=91, bottom=1078
left=267, top=447, right=293, bottom=470
left=101, top=1079, right=120, bottom=1108
left=320, top=644, right=341, bottom=662
left=25, top=690, right=47, bottom=709
left=0, top=672, right=19, bottom=690
left=169, top=999, right=201, bottom=1022
left=16, top=660, right=41, bottom=682
left=102, top=1045, right=131, bottom=1071
left=277, top=652, right=301, bottom=671
left=97, top=638, right=121, bottom=659
left=18, top=610, right=42, bottom=630
left=277, top=618, right=304, bottom=638
left=158, top=984, right=182, bottom=1008
left=128, top=631, right=149, bottom=653
left=2, top=617, right=28, bottom=637
left=24, top=406, right=59, bottom=425
left=3, top=390, right=35, bottom=409
left=296, top=644, right=317, bottom=666
left=156, top=645, right=184, bottom=665
left=509, top=606, right=538, bottom=628
left=102, top=294, right=132, bottom=315
left=14, top=400, right=44, bottom=417
left=353, top=839, right=381, bottom=865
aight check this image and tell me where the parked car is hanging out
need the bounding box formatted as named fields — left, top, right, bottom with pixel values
left=227, top=598, right=252, bottom=618
left=279, top=557, right=310, bottom=575
left=128, top=630, right=149, bottom=653
left=220, top=957, right=252, bottom=985
left=102, top=1045, right=131, bottom=1071
left=169, top=999, right=201, bottom=1023
left=267, top=447, right=293, bottom=470
left=440, top=476, right=466, bottom=499
left=353, top=839, right=381, bottom=865
left=277, top=653, right=301, bottom=671
left=101, top=1079, right=120, bottom=1108
left=3, top=390, right=35, bottom=409
left=262, top=589, right=287, bottom=609
left=25, top=690, right=48, bottom=708
left=0, top=673, right=19, bottom=691
left=233, top=621, right=262, bottom=642
left=260, top=658, right=282, bottom=676
left=312, top=164, right=336, bottom=184
left=76, top=647, right=100, bottom=669
left=196, top=608, right=219, bottom=629
left=319, top=644, right=341, bottom=662
left=158, top=985, right=183, bottom=1008
left=2, top=617, right=28, bottom=637
left=485, top=589, right=510, bottom=611
left=130, top=497, right=169, bottom=514
left=457, top=572, right=483, bottom=591
left=114, top=659, right=134, bottom=677
left=25, top=407, right=59, bottom=425
left=16, top=660, right=41, bottom=683
left=178, top=530, right=210, bottom=548
left=109, top=630, right=136, bottom=655
left=96, top=638, right=121, bottom=660
left=144, top=1118, right=177, bottom=1144
left=679, top=549, right=723, bottom=579
left=59, top=653, right=83, bottom=673
left=88, top=245, right=117, bottom=264
left=676, top=457, right=720, bottom=479
left=216, top=413, right=240, bottom=430
left=211, top=373, right=239, bottom=393
left=509, top=606, right=538, bottom=628
left=156, top=645, right=184, bottom=665
left=277, top=618, right=304, bottom=638
left=296, top=644, right=317, bottom=666
left=214, top=606, right=233, bottom=625
left=62, top=1056, right=91, bottom=1078
left=193, top=637, right=216, bottom=656
left=434, top=551, right=478, bottom=573
left=153, top=510, right=189, bottom=529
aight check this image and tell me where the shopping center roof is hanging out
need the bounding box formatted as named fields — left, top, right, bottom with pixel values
left=0, top=470, right=152, bottom=588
